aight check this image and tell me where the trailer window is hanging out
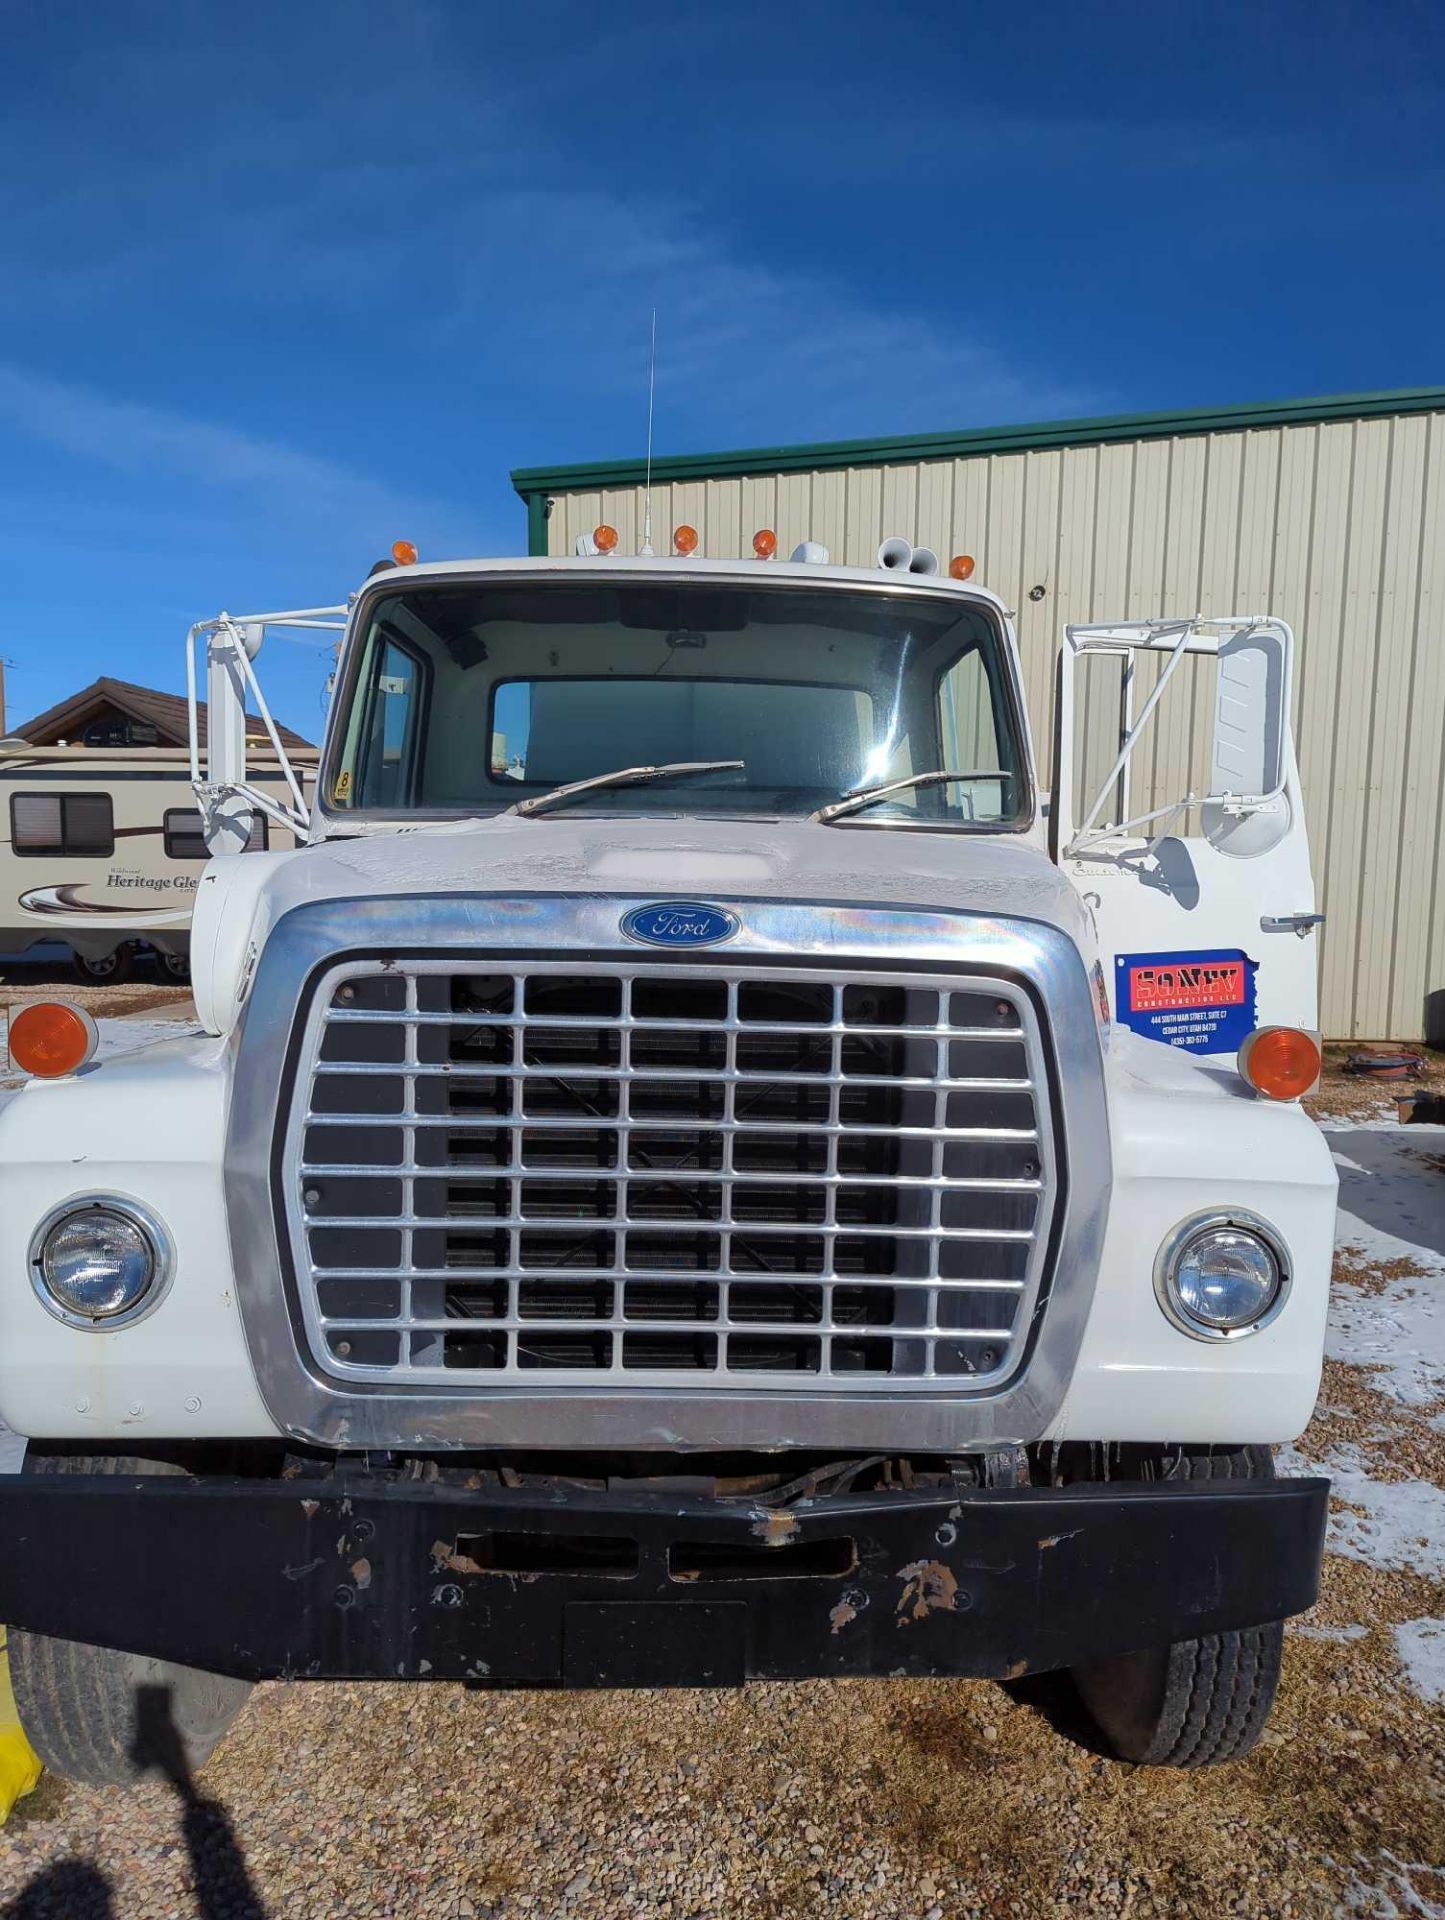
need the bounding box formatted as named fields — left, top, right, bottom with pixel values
left=164, top=808, right=268, bottom=860
left=10, top=793, right=114, bottom=858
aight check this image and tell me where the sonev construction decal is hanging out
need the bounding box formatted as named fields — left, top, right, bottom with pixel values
left=1115, top=949, right=1258, bottom=1054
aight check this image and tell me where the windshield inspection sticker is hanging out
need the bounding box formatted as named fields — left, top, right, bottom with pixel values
left=1115, top=949, right=1258, bottom=1054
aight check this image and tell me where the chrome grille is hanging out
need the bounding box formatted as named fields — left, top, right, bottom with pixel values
left=283, top=959, right=1059, bottom=1391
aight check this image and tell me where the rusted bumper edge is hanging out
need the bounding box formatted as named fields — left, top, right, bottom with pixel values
left=0, top=1473, right=1329, bottom=1686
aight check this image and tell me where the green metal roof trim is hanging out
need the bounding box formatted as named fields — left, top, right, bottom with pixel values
left=512, top=386, right=1445, bottom=502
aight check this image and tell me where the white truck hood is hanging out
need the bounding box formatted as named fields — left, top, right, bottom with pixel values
left=193, top=815, right=1092, bottom=1033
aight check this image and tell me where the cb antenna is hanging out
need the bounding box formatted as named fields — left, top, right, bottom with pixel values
left=640, top=307, right=657, bottom=555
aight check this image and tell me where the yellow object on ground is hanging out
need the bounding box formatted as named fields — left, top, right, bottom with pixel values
left=0, top=1629, right=42, bottom=1821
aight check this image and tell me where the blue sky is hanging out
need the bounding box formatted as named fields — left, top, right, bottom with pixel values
left=2, top=0, right=1441, bottom=738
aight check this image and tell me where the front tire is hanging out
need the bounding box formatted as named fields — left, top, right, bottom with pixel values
left=1068, top=1445, right=1285, bottom=1767
left=8, top=1453, right=253, bottom=1788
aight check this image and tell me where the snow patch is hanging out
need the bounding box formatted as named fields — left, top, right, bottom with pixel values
left=1339, top=1851, right=1445, bottom=1919
left=1323, top=1127, right=1445, bottom=1411
left=1327, top=1124, right=1445, bottom=1264
left=1280, top=1440, right=1445, bottom=1581
left=1276, top=1129, right=1445, bottom=1568
left=1393, top=1618, right=1445, bottom=1707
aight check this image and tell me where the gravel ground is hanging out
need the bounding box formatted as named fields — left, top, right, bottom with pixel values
left=1, top=1016, right=1442, bottom=1919
left=0, top=956, right=194, bottom=1025
left=3, top=1593, right=1442, bottom=1920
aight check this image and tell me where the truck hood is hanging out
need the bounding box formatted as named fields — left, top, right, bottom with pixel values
left=195, top=814, right=1093, bottom=1032
left=292, top=815, right=1085, bottom=934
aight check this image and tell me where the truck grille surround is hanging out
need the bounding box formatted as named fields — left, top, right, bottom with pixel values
left=284, top=958, right=1061, bottom=1393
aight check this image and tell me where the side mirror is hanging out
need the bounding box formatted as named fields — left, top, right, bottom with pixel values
left=1203, top=623, right=1291, bottom=857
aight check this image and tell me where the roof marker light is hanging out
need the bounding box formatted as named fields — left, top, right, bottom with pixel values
left=673, top=524, right=699, bottom=556
left=791, top=541, right=830, bottom=564
left=949, top=554, right=976, bottom=581
left=1238, top=1026, right=1322, bottom=1100
left=593, top=524, right=620, bottom=554
left=753, top=528, right=777, bottom=560
left=8, top=1001, right=99, bottom=1079
left=391, top=540, right=419, bottom=566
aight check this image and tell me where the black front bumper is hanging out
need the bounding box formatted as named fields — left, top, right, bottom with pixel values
left=0, top=1472, right=1329, bottom=1686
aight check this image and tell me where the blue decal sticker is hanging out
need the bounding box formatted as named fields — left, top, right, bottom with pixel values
left=1115, top=948, right=1258, bottom=1054
left=621, top=902, right=740, bottom=948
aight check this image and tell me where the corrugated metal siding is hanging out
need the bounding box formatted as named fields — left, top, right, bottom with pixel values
left=545, top=410, right=1445, bottom=1040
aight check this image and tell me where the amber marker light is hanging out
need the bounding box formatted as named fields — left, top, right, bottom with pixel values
left=673, top=524, right=699, bottom=555
left=593, top=524, right=620, bottom=554
left=949, top=554, right=976, bottom=581
left=8, top=1002, right=99, bottom=1079
left=752, top=528, right=778, bottom=559
left=1237, top=1026, right=1322, bottom=1101
left=391, top=539, right=419, bottom=566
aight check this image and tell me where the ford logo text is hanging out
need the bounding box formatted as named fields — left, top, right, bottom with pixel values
left=620, top=902, right=740, bottom=948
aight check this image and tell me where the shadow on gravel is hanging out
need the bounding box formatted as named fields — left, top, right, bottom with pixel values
left=1002, top=1670, right=1118, bottom=1762
left=132, top=1685, right=268, bottom=1920
left=0, top=1688, right=267, bottom=1920
left=2, top=1859, right=115, bottom=1920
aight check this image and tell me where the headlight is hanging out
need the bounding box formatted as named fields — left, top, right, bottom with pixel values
left=30, top=1198, right=171, bottom=1329
left=1154, top=1211, right=1288, bottom=1342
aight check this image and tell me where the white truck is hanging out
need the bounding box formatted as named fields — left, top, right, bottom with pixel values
left=0, top=534, right=1336, bottom=1784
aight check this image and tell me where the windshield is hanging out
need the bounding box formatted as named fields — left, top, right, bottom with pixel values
left=329, top=579, right=1028, bottom=828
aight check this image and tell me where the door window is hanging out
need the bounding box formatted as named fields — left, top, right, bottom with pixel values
left=336, top=638, right=427, bottom=808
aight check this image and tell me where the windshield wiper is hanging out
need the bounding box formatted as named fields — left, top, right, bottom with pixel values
left=810, top=769, right=1011, bottom=825
left=507, top=760, right=745, bottom=819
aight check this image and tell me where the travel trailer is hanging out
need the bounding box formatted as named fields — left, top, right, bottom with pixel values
left=0, top=742, right=315, bottom=982
left=0, top=539, right=1334, bottom=1783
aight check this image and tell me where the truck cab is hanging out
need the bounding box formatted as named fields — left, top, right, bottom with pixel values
left=0, top=536, right=1336, bottom=1784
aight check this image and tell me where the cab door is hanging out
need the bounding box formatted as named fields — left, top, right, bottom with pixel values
left=1052, top=617, right=1320, bottom=1057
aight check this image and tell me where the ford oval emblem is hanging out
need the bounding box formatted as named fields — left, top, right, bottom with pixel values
left=621, top=902, right=740, bottom=948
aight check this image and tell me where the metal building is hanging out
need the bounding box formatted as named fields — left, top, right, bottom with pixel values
left=512, top=387, right=1445, bottom=1042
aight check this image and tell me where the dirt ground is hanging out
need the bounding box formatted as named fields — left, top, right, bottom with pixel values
left=0, top=1002, right=1441, bottom=1918
left=1305, top=1039, right=1445, bottom=1124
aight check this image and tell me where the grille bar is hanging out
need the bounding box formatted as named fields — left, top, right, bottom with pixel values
left=285, top=960, right=1058, bottom=1391
left=325, top=1009, right=1028, bottom=1037
left=301, top=1164, right=1043, bottom=1191
left=303, top=1216, right=1034, bottom=1239
left=300, top=1114, right=1041, bottom=1139
left=310, top=1268, right=1026, bottom=1290
left=311, top=1062, right=1034, bottom=1090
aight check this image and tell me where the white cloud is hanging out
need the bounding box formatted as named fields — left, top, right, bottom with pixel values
left=297, top=180, right=1098, bottom=441
left=490, top=188, right=1093, bottom=438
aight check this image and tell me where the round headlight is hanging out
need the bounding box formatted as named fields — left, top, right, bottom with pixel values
left=31, top=1200, right=170, bottom=1328
left=1155, top=1212, right=1288, bottom=1342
